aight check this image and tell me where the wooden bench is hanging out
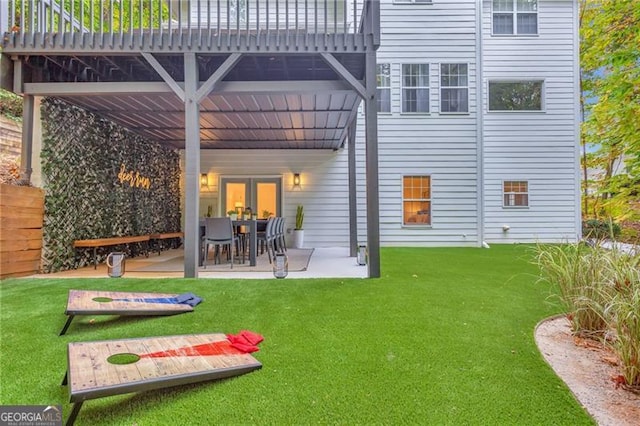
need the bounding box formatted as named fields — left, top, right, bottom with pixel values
left=149, top=232, right=184, bottom=255
left=74, top=235, right=150, bottom=269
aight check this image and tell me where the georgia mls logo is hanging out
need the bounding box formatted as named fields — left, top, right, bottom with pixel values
left=0, top=405, right=62, bottom=426
left=43, top=406, right=61, bottom=418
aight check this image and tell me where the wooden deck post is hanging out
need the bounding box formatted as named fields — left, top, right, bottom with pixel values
left=364, top=51, right=380, bottom=278
left=183, top=53, right=201, bottom=278
left=348, top=123, right=358, bottom=258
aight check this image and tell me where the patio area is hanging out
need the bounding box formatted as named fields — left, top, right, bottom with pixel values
left=30, top=247, right=368, bottom=279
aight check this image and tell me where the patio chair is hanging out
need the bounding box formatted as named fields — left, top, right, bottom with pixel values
left=257, top=217, right=276, bottom=264
left=275, top=217, right=287, bottom=253
left=202, top=217, right=240, bottom=268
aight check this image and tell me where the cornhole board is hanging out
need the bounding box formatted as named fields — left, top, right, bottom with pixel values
left=60, top=290, right=196, bottom=335
left=62, top=333, right=262, bottom=426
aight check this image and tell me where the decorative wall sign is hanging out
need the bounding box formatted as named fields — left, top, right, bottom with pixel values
left=118, top=164, right=151, bottom=189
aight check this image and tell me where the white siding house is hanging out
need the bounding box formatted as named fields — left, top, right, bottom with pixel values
left=199, top=0, right=580, bottom=248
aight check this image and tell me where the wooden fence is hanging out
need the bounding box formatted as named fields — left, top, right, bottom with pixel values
left=0, top=116, right=21, bottom=160
left=0, top=184, right=44, bottom=279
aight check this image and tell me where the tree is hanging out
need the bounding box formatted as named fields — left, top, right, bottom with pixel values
left=580, top=0, right=640, bottom=221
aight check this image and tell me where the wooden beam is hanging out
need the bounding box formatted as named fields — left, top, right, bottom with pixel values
left=195, top=53, right=242, bottom=103
left=23, top=80, right=352, bottom=96
left=320, top=53, right=367, bottom=100
left=183, top=52, right=201, bottom=278
left=141, top=52, right=185, bottom=102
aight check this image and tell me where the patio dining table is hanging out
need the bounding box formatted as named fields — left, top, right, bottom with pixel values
left=199, top=218, right=258, bottom=267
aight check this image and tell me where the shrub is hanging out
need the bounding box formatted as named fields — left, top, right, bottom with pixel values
left=582, top=219, right=621, bottom=240
left=0, top=89, right=23, bottom=121
left=533, top=243, right=613, bottom=337
left=605, top=276, right=640, bottom=389
left=619, top=222, right=640, bottom=244
left=535, top=242, right=640, bottom=390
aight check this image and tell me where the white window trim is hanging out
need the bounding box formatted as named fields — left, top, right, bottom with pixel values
left=377, top=63, right=392, bottom=115
left=502, top=179, right=530, bottom=209
left=487, top=79, right=546, bottom=113
left=439, top=62, right=469, bottom=115
left=400, top=63, right=431, bottom=115
left=491, top=0, right=539, bottom=37
left=402, top=175, right=433, bottom=227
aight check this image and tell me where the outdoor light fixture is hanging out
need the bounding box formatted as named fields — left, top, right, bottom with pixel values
left=200, top=173, right=209, bottom=188
left=273, top=252, right=289, bottom=278
left=293, top=173, right=301, bottom=188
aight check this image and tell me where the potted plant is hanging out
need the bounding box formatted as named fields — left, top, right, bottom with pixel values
left=293, top=205, right=304, bottom=248
left=227, top=210, right=238, bottom=220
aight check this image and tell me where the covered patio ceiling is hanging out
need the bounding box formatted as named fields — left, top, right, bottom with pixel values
left=21, top=53, right=365, bottom=150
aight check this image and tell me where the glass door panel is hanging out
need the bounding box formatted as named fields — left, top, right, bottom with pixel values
left=224, top=180, right=249, bottom=215
left=221, top=177, right=281, bottom=218
left=256, top=182, right=277, bottom=218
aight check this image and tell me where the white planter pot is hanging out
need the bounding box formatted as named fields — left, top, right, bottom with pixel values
left=293, top=229, right=304, bottom=248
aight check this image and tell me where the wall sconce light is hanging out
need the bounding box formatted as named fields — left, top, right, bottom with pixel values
left=200, top=173, right=209, bottom=188
left=293, top=173, right=301, bottom=189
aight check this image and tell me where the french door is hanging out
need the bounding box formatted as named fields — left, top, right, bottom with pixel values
left=221, top=177, right=282, bottom=218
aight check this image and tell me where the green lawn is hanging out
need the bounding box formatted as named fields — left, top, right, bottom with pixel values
left=0, top=245, right=594, bottom=425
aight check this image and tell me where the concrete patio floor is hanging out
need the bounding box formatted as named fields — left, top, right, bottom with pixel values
left=31, top=247, right=369, bottom=279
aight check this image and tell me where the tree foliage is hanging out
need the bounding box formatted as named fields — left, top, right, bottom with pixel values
left=580, top=0, right=640, bottom=220
left=0, top=89, right=22, bottom=121
left=8, top=1, right=169, bottom=32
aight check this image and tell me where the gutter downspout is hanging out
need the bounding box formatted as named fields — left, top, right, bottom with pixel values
left=573, top=0, right=582, bottom=240
left=475, top=0, right=485, bottom=247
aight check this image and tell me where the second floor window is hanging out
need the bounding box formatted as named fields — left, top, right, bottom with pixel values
left=377, top=64, right=391, bottom=113
left=488, top=80, right=543, bottom=111
left=440, top=64, right=468, bottom=113
left=493, top=0, right=538, bottom=35
left=401, top=64, right=430, bottom=113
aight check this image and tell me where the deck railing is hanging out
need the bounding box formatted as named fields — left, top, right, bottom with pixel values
left=2, top=0, right=379, bottom=51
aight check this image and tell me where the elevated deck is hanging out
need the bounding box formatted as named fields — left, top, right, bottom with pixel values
left=1, top=0, right=382, bottom=279
left=1, top=0, right=379, bottom=55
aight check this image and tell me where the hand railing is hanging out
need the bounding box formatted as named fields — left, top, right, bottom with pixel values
left=1, top=0, right=379, bottom=50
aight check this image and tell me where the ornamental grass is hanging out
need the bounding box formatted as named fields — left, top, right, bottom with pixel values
left=534, top=242, right=640, bottom=389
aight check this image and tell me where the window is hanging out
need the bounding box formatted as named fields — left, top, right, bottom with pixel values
left=377, top=64, right=391, bottom=113
left=503, top=181, right=529, bottom=207
left=401, top=64, right=430, bottom=113
left=403, top=176, right=431, bottom=225
left=440, top=64, right=468, bottom=113
left=488, top=80, right=543, bottom=111
left=493, top=0, right=538, bottom=35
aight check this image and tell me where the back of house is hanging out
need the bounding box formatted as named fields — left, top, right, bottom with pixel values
left=348, top=0, right=580, bottom=247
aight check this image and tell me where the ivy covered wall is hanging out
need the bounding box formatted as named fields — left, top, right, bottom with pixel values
left=41, top=98, right=181, bottom=272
